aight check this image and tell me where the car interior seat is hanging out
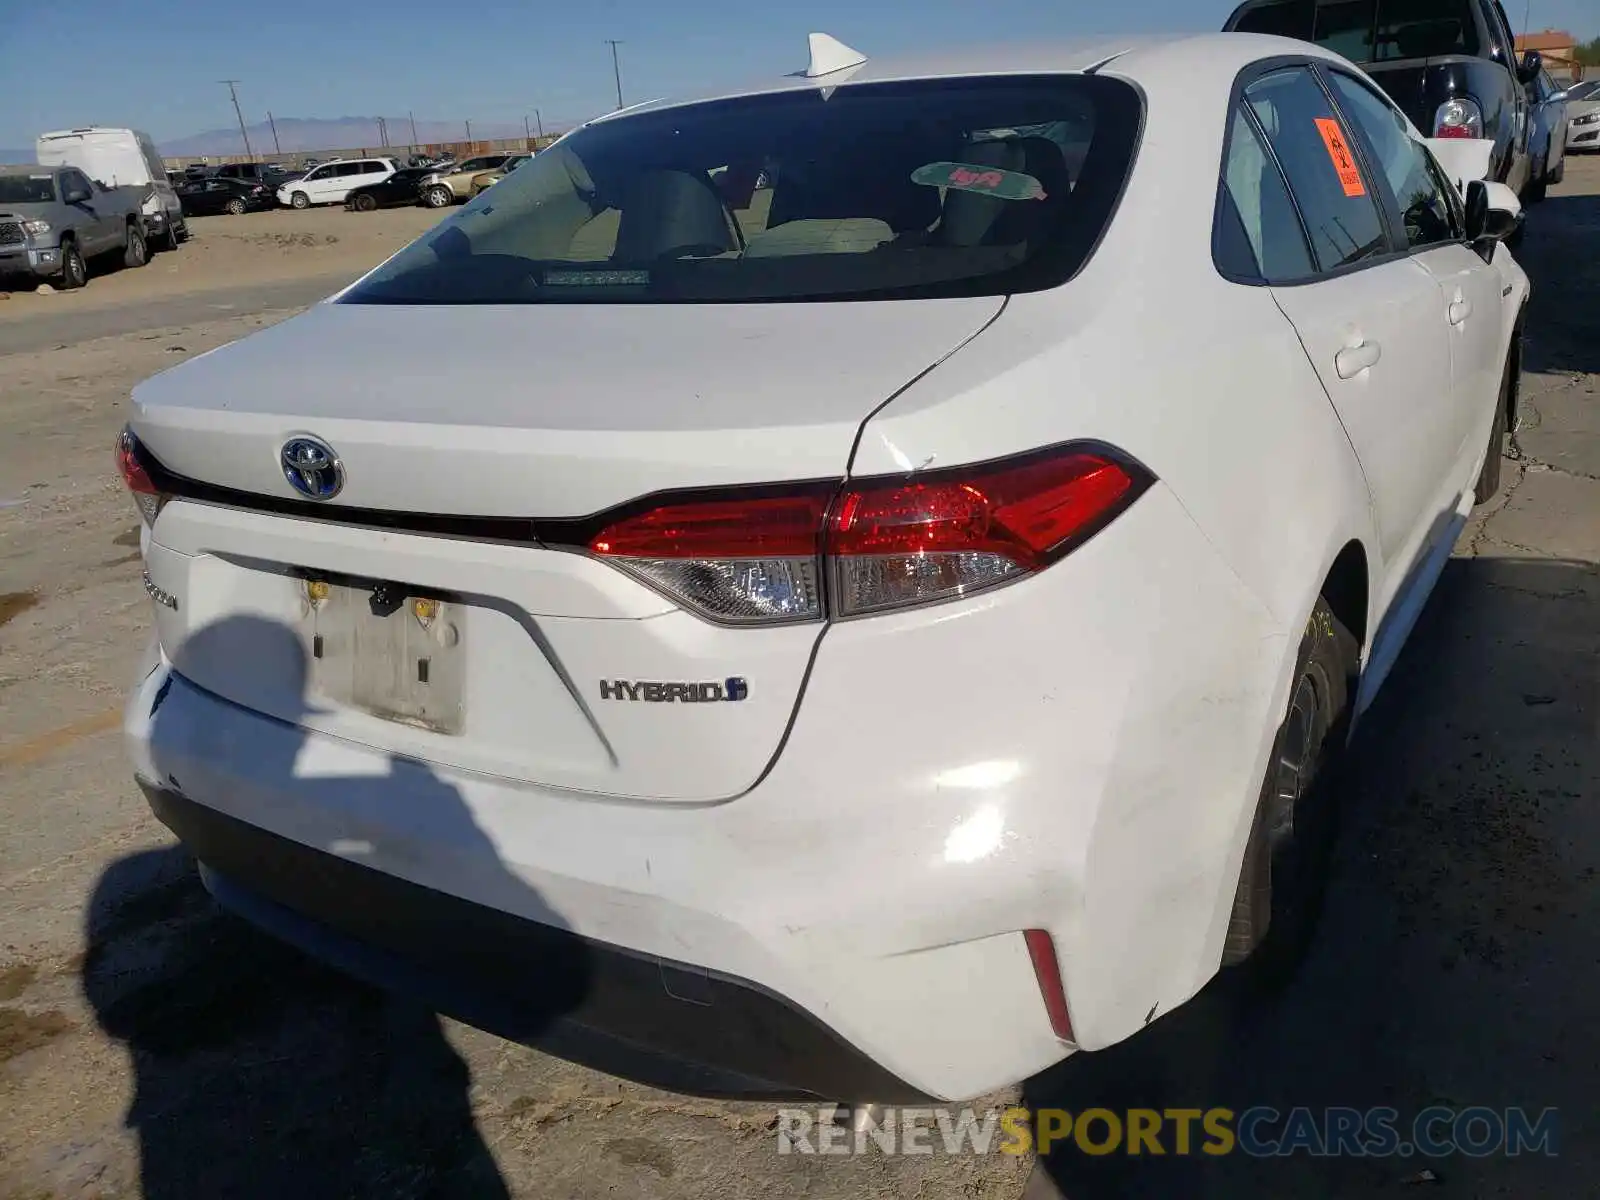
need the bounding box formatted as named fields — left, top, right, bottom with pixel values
left=613, top=170, right=739, bottom=261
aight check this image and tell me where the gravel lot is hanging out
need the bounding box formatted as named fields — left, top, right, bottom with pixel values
left=1, top=163, right=1598, bottom=1199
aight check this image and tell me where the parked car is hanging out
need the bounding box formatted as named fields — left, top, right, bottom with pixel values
left=214, top=161, right=296, bottom=189
left=1568, top=85, right=1600, bottom=153
left=417, top=154, right=516, bottom=207
left=35, top=127, right=188, bottom=250
left=1224, top=0, right=1541, bottom=195
left=0, top=164, right=151, bottom=289
left=1524, top=68, right=1568, bottom=200
left=344, top=166, right=435, bottom=211
left=469, top=154, right=531, bottom=196
left=176, top=176, right=275, bottom=217
left=120, top=32, right=1528, bottom=1104
left=276, top=158, right=399, bottom=208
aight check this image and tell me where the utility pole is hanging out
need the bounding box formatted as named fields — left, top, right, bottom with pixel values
left=409, top=110, right=419, bottom=145
left=524, top=113, right=532, bottom=150
left=376, top=116, right=389, bottom=147
left=465, top=119, right=472, bottom=143
left=266, top=110, right=281, bottom=155
left=534, top=108, right=544, bottom=139
left=605, top=39, right=625, bottom=109
left=220, top=80, right=254, bottom=160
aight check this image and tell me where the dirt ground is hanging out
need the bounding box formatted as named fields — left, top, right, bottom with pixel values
left=2, top=161, right=1599, bottom=1200
left=0, top=206, right=444, bottom=312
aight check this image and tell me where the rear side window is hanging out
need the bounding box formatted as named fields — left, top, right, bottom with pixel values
left=1218, top=104, right=1316, bottom=281
left=1229, top=0, right=1480, bottom=62
left=344, top=76, right=1143, bottom=305
left=1243, top=68, right=1390, bottom=271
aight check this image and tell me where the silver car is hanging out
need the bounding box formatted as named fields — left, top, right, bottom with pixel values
left=1565, top=80, right=1600, bottom=154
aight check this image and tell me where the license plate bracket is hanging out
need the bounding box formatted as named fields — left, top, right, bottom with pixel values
left=302, top=578, right=465, bottom=734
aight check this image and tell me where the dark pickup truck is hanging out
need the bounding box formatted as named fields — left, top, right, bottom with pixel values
left=1224, top=0, right=1542, bottom=196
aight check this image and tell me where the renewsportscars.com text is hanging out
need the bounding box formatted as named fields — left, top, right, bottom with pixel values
left=775, top=1106, right=1558, bottom=1158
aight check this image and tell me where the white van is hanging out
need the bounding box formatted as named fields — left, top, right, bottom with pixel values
left=276, top=158, right=398, bottom=208
left=35, top=128, right=187, bottom=249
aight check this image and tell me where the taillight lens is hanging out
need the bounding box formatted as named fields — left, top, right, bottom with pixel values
left=583, top=445, right=1149, bottom=625
left=588, top=487, right=833, bottom=624
left=116, top=427, right=168, bottom=526
left=1434, top=97, right=1484, bottom=139
left=827, top=448, right=1142, bottom=617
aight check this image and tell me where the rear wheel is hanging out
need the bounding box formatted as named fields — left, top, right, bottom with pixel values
left=353, top=192, right=378, bottom=212
left=58, top=239, right=87, bottom=290
left=123, top=223, right=148, bottom=269
left=424, top=185, right=453, bottom=208
left=1223, top=597, right=1357, bottom=982
left=224, top=197, right=247, bottom=216
left=290, top=191, right=311, bottom=210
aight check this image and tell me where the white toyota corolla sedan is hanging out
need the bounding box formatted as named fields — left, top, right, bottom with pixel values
left=121, top=31, right=1528, bottom=1102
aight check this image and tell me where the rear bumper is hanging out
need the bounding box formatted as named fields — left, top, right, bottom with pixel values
left=125, top=482, right=1295, bottom=1100
left=142, top=782, right=924, bottom=1101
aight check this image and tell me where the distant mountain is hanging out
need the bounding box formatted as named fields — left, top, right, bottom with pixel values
left=160, top=116, right=537, bottom=158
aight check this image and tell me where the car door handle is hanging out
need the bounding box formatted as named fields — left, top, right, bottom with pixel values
left=1334, top=340, right=1382, bottom=379
left=1448, top=299, right=1473, bottom=325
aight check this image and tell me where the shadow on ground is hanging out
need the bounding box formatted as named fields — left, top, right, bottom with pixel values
left=82, top=615, right=574, bottom=1200
left=1024, top=556, right=1599, bottom=1197
left=1514, top=186, right=1600, bottom=378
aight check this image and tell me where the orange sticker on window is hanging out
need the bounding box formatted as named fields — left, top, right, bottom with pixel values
left=1314, top=117, right=1366, bottom=198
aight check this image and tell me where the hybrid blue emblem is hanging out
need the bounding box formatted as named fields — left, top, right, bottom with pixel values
left=280, top=435, right=344, bottom=500
left=599, top=677, right=750, bottom=703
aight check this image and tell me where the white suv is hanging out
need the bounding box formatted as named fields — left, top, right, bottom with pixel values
left=277, top=158, right=398, bottom=209
left=122, top=33, right=1525, bottom=1103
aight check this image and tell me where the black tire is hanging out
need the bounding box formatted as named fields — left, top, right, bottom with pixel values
left=59, top=239, right=87, bottom=290
left=122, top=223, right=148, bottom=269
left=1474, top=352, right=1514, bottom=504
left=1524, top=157, right=1548, bottom=204
left=1223, top=597, right=1357, bottom=981
left=159, top=220, right=180, bottom=251
left=290, top=191, right=311, bottom=210
left=174, top=220, right=190, bottom=244
left=225, top=197, right=247, bottom=216
left=353, top=192, right=378, bottom=212
left=424, top=185, right=453, bottom=209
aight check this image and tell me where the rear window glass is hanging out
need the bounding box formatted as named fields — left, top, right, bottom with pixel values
left=1229, top=0, right=1480, bottom=62
left=342, top=76, right=1142, bottom=305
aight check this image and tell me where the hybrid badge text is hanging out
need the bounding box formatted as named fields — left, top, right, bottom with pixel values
left=599, top=678, right=749, bottom=703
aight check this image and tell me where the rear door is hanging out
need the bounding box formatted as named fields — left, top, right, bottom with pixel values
left=1322, top=65, right=1503, bottom=487
left=1229, top=65, right=1458, bottom=603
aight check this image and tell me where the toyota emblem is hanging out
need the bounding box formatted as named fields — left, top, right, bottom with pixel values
left=280, top=435, right=345, bottom=500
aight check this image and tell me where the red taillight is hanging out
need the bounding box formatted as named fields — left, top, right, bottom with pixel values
left=116, top=427, right=167, bottom=526
left=1433, top=97, right=1484, bottom=140
left=587, top=486, right=834, bottom=625
left=1023, top=928, right=1075, bottom=1043
left=827, top=449, right=1141, bottom=616
left=583, top=445, right=1149, bottom=625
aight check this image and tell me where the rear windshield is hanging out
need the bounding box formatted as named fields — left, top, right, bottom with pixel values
left=0, top=175, right=56, bottom=204
left=1230, top=0, right=1480, bottom=62
left=343, top=76, right=1142, bottom=305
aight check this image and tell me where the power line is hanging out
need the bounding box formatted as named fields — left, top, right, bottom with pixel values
left=605, top=40, right=625, bottom=109
left=220, top=80, right=254, bottom=160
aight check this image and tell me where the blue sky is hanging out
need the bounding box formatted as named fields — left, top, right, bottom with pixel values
left=1, top=0, right=1594, bottom=150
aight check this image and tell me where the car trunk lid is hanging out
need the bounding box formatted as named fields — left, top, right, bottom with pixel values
left=132, top=296, right=1002, bottom=802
